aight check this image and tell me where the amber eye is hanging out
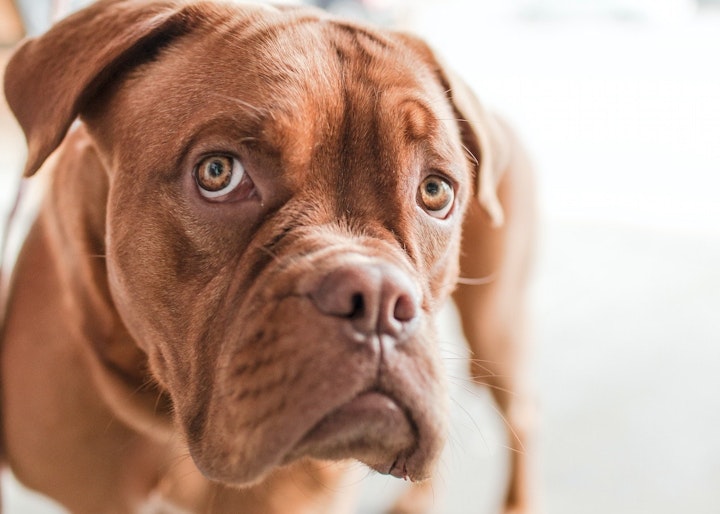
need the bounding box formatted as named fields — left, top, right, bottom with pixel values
left=194, top=155, right=245, bottom=199
left=419, top=175, right=454, bottom=218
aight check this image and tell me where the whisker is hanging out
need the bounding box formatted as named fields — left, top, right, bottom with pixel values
left=340, top=462, right=377, bottom=488
left=444, top=356, right=498, bottom=377
left=452, top=382, right=526, bottom=455
left=461, top=143, right=479, bottom=166
left=208, top=92, right=269, bottom=118
left=491, top=402, right=526, bottom=454
left=462, top=358, right=504, bottom=365
left=449, top=395, right=490, bottom=454
left=440, top=356, right=503, bottom=366
left=436, top=344, right=470, bottom=359
left=467, top=373, right=511, bottom=381
left=161, top=452, right=197, bottom=481
left=452, top=378, right=518, bottom=399
left=153, top=390, right=168, bottom=416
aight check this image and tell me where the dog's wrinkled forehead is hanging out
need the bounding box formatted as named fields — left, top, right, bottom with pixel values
left=197, top=13, right=453, bottom=132
left=93, top=9, right=462, bottom=181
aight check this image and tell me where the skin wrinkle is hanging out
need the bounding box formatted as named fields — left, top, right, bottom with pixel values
left=330, top=21, right=393, bottom=51
left=228, top=353, right=314, bottom=432
left=221, top=238, right=428, bottom=450
left=232, top=370, right=293, bottom=404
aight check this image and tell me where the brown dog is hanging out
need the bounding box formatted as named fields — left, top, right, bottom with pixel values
left=0, top=1, right=535, bottom=513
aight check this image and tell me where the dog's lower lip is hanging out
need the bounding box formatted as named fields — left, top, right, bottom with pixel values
left=291, top=391, right=415, bottom=469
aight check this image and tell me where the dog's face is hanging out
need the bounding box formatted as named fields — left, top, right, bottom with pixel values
left=5, top=1, right=502, bottom=486
left=95, top=8, right=469, bottom=482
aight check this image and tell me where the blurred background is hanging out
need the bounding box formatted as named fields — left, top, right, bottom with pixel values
left=1, top=0, right=720, bottom=513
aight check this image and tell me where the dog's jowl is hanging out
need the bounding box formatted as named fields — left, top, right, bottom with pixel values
left=1, top=1, right=535, bottom=513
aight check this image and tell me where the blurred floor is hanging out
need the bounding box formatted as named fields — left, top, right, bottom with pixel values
left=2, top=3, right=720, bottom=514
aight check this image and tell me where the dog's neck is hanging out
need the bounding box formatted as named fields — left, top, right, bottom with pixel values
left=42, top=124, right=174, bottom=438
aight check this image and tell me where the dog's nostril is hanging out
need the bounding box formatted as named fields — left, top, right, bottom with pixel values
left=348, top=293, right=365, bottom=319
left=393, top=293, right=417, bottom=323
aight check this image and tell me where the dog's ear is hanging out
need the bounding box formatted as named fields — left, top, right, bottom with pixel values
left=396, top=33, right=510, bottom=227
left=3, top=0, right=191, bottom=177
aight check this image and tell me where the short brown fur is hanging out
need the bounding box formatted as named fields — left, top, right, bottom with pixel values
left=1, top=1, right=535, bottom=513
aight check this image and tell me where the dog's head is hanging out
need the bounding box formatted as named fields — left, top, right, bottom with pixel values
left=4, top=0, right=508, bottom=485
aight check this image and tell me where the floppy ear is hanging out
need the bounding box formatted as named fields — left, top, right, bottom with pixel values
left=395, top=33, right=510, bottom=227
left=3, top=0, right=191, bottom=177
left=441, top=69, right=510, bottom=227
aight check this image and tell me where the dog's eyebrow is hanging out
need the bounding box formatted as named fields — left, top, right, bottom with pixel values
left=397, top=97, right=436, bottom=142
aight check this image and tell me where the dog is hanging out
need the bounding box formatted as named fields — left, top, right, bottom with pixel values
left=0, top=1, right=535, bottom=512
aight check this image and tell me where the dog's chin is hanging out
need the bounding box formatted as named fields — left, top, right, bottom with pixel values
left=188, top=392, right=427, bottom=487
left=285, top=391, right=416, bottom=478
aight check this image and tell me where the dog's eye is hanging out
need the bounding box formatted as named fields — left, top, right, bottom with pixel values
left=194, top=155, right=247, bottom=200
left=419, top=175, right=454, bottom=218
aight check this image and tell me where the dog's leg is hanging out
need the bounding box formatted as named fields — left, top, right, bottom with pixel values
left=452, top=135, right=536, bottom=514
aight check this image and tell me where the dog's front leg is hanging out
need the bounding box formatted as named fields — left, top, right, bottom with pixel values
left=453, top=133, right=536, bottom=514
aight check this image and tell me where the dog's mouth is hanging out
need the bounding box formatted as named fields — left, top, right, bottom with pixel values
left=189, top=273, right=446, bottom=485
left=286, top=390, right=416, bottom=478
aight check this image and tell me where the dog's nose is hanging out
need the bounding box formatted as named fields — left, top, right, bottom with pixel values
left=310, top=263, right=419, bottom=338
